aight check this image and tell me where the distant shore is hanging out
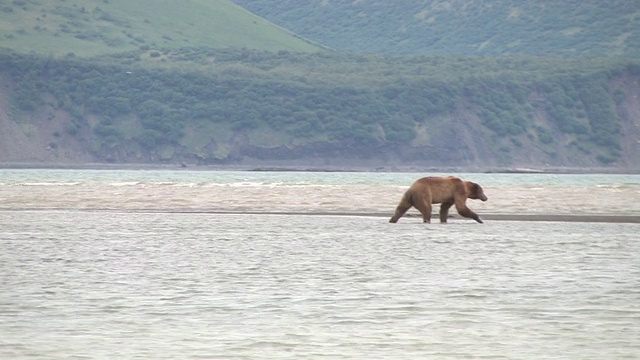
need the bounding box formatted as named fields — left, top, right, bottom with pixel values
left=1, top=162, right=639, bottom=174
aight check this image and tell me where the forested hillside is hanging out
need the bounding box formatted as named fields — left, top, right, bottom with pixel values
left=232, top=0, right=640, bottom=56
left=2, top=49, right=638, bottom=169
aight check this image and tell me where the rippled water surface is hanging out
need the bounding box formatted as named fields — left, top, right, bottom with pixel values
left=1, top=170, right=639, bottom=359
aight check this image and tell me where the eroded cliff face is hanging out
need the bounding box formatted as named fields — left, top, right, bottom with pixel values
left=1, top=76, right=639, bottom=171
left=614, top=76, right=640, bottom=166
left=0, top=86, right=94, bottom=165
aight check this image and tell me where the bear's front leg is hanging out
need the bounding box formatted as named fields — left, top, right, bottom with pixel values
left=454, top=198, right=484, bottom=223
left=456, top=205, right=483, bottom=223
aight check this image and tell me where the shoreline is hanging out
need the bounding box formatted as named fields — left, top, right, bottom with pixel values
left=174, top=211, right=640, bottom=223
left=4, top=208, right=639, bottom=223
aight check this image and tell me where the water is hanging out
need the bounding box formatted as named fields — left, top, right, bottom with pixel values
left=1, top=169, right=639, bottom=215
left=1, top=170, right=639, bottom=359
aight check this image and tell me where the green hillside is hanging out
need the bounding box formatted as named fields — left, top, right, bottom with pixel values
left=2, top=48, right=638, bottom=168
left=0, top=0, right=320, bottom=57
left=232, top=0, right=640, bottom=56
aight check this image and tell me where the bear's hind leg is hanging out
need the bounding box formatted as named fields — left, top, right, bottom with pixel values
left=389, top=201, right=412, bottom=223
left=439, top=201, right=453, bottom=223
left=413, top=199, right=433, bottom=223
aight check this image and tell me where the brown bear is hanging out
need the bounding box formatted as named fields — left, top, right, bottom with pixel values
left=389, top=176, right=488, bottom=224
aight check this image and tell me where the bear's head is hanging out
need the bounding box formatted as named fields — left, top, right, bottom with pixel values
left=466, top=181, right=488, bottom=202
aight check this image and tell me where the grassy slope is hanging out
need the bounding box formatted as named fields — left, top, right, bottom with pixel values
left=0, top=0, right=320, bottom=57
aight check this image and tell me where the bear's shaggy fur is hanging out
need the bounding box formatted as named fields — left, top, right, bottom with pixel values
left=389, top=176, right=488, bottom=224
